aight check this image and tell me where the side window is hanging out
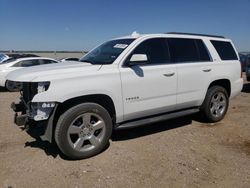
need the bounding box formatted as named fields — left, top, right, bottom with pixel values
left=195, top=39, right=211, bottom=61
left=210, top=40, right=238, bottom=60
left=39, top=59, right=58, bottom=65
left=168, top=38, right=199, bottom=63
left=132, top=38, right=170, bottom=64
left=13, top=60, right=40, bottom=67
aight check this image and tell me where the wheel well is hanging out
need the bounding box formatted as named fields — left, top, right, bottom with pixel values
left=208, top=79, right=231, bottom=97
left=55, top=94, right=116, bottom=120
left=51, top=94, right=116, bottom=139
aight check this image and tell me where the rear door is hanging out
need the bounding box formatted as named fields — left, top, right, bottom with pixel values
left=167, top=38, right=213, bottom=108
left=120, top=38, right=177, bottom=121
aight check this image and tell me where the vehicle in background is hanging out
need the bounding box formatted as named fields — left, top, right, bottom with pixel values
left=246, top=56, right=250, bottom=81
left=0, top=53, right=40, bottom=64
left=0, top=53, right=9, bottom=63
left=60, top=57, right=79, bottom=62
left=0, top=57, right=58, bottom=88
left=239, top=52, right=250, bottom=72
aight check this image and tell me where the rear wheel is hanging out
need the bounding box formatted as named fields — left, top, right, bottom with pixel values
left=200, top=86, right=229, bottom=122
left=55, top=103, right=112, bottom=159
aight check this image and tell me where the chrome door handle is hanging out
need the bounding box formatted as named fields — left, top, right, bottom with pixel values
left=203, top=69, right=211, bottom=72
left=163, top=73, right=175, bottom=77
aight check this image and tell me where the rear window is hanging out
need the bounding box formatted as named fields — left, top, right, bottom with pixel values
left=211, top=40, right=238, bottom=60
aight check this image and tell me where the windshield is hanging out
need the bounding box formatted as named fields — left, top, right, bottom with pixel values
left=80, top=39, right=135, bottom=65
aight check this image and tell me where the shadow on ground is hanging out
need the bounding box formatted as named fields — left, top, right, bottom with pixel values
left=23, top=115, right=195, bottom=160
left=24, top=124, right=110, bottom=160
left=0, top=87, right=8, bottom=92
left=242, top=83, right=250, bottom=93
left=112, top=117, right=192, bottom=141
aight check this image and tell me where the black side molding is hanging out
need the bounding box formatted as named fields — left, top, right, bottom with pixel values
left=115, top=108, right=199, bottom=130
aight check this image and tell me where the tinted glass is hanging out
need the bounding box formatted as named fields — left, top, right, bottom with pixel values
left=0, top=54, right=8, bottom=63
left=132, top=38, right=170, bottom=64
left=65, top=58, right=79, bottom=61
left=40, top=59, right=57, bottom=65
left=168, top=38, right=199, bottom=62
left=211, top=40, right=238, bottom=60
left=80, top=39, right=135, bottom=65
left=195, top=39, right=211, bottom=61
left=14, top=60, right=40, bottom=67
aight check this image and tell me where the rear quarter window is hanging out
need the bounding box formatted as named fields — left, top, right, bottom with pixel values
left=211, top=40, right=238, bottom=60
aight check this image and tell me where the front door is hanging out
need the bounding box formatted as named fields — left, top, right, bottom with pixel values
left=120, top=38, right=177, bottom=121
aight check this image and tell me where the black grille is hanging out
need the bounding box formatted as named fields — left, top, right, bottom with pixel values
left=22, top=82, right=38, bottom=104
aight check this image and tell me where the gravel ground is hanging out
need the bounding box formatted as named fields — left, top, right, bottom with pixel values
left=0, top=76, right=249, bottom=188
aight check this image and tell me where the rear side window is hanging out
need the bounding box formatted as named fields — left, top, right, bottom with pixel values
left=13, top=60, right=40, bottom=67
left=167, top=38, right=211, bottom=63
left=211, top=40, right=238, bottom=60
left=39, top=59, right=58, bottom=65
left=168, top=38, right=198, bottom=62
left=132, top=38, right=170, bottom=64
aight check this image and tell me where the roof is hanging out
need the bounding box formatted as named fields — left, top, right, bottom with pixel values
left=116, top=32, right=229, bottom=41
left=12, top=57, right=56, bottom=61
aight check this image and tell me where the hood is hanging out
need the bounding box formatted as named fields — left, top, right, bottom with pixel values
left=6, top=61, right=102, bottom=82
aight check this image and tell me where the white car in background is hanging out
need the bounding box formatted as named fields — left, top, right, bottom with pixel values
left=0, top=57, right=58, bottom=88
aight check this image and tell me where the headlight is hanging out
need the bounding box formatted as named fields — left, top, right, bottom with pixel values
left=6, top=80, right=23, bottom=91
left=37, top=82, right=50, bottom=93
left=30, top=102, right=56, bottom=121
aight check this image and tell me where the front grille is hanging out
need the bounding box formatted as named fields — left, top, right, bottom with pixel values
left=22, top=82, right=38, bottom=105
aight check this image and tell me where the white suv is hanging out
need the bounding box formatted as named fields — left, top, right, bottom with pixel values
left=7, top=32, right=243, bottom=159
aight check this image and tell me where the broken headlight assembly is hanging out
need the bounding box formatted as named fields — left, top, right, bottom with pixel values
left=30, top=102, right=56, bottom=121
left=37, top=82, right=50, bottom=93
left=29, top=82, right=54, bottom=121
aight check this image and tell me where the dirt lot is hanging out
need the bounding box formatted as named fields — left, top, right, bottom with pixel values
left=0, top=77, right=250, bottom=188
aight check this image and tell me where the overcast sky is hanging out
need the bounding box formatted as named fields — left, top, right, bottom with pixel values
left=0, top=0, right=250, bottom=51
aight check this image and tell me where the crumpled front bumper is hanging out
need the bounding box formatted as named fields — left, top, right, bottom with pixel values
left=11, top=101, right=58, bottom=143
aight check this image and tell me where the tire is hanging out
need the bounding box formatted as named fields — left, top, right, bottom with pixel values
left=200, top=86, right=229, bottom=123
left=55, top=103, right=112, bottom=159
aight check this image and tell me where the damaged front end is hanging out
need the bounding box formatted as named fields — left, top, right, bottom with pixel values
left=7, top=80, right=57, bottom=142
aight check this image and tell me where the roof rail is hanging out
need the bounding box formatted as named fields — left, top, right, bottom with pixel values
left=166, top=32, right=225, bottom=39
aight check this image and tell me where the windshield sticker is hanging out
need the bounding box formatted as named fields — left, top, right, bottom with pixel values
left=113, top=44, right=128, bottom=49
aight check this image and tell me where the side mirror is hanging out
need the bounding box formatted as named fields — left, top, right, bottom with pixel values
left=128, top=54, right=148, bottom=66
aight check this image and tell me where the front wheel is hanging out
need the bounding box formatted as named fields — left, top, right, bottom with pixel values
left=55, top=103, right=112, bottom=159
left=200, top=86, right=229, bottom=123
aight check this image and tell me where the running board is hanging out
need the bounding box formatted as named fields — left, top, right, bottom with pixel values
left=115, top=108, right=199, bottom=130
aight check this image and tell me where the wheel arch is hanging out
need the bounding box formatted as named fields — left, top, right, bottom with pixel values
left=42, top=94, right=117, bottom=143
left=55, top=94, right=116, bottom=124
left=207, top=79, right=231, bottom=97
